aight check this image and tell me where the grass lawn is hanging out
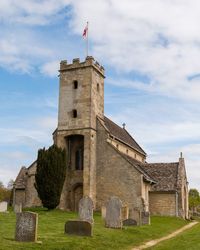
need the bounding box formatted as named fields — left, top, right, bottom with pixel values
left=148, top=219, right=200, bottom=250
left=0, top=208, right=189, bottom=250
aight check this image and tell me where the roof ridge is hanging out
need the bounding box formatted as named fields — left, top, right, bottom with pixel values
left=145, top=162, right=179, bottom=165
left=104, top=115, right=146, bottom=155
left=123, top=128, right=147, bottom=155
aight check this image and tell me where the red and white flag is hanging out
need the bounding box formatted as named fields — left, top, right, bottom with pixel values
left=82, top=23, right=88, bottom=38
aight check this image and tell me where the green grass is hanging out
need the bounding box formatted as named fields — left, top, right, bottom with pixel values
left=148, top=219, right=200, bottom=250
left=0, top=208, right=189, bottom=250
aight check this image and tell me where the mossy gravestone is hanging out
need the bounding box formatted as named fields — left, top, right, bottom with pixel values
left=79, top=196, right=94, bottom=223
left=15, top=212, right=38, bottom=242
left=105, top=196, right=122, bottom=229
left=65, top=220, right=92, bottom=236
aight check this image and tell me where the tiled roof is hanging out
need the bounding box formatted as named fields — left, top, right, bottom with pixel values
left=141, top=162, right=179, bottom=191
left=14, top=167, right=27, bottom=189
left=122, top=154, right=156, bottom=183
left=104, top=116, right=146, bottom=155
left=122, top=154, right=179, bottom=191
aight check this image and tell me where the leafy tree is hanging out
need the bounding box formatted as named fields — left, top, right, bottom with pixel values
left=34, top=145, right=66, bottom=209
left=0, top=181, right=4, bottom=188
left=189, top=188, right=200, bottom=213
left=7, top=179, right=14, bottom=190
left=0, top=181, right=12, bottom=203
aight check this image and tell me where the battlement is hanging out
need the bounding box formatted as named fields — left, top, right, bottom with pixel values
left=60, top=56, right=105, bottom=77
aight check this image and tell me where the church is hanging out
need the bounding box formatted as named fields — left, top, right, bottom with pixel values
left=13, top=56, right=189, bottom=219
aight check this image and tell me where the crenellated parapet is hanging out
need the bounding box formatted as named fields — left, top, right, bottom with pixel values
left=60, top=56, right=105, bottom=77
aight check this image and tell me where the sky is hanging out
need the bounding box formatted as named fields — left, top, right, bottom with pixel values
left=0, top=0, right=200, bottom=190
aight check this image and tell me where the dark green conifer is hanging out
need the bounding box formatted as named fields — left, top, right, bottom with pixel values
left=35, top=145, right=66, bottom=209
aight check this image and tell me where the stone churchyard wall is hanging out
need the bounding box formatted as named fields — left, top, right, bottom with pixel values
left=96, top=119, right=146, bottom=210
left=149, top=192, right=176, bottom=216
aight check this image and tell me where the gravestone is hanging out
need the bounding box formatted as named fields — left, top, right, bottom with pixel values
left=65, top=220, right=92, bottom=236
left=79, top=196, right=94, bottom=223
left=123, top=218, right=137, bottom=226
left=15, top=212, right=38, bottom=242
left=105, top=196, right=122, bottom=229
left=0, top=201, right=7, bottom=212
left=14, top=203, right=22, bottom=213
left=101, top=206, right=106, bottom=219
left=141, top=211, right=150, bottom=225
left=121, top=206, right=129, bottom=220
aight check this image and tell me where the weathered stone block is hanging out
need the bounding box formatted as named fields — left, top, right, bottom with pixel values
left=0, top=201, right=7, bottom=212
left=65, top=220, right=92, bottom=236
left=14, top=203, right=22, bottom=213
left=141, top=211, right=150, bottom=225
left=123, top=218, right=137, bottom=226
left=121, top=206, right=129, bottom=220
left=15, top=212, right=38, bottom=242
left=79, top=196, right=94, bottom=223
left=105, top=196, right=122, bottom=229
left=101, top=206, right=106, bottom=219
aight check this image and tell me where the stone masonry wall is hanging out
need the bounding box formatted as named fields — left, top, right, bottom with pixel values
left=149, top=192, right=176, bottom=216
left=55, top=128, right=96, bottom=210
left=96, top=119, right=144, bottom=210
left=177, top=157, right=189, bottom=219
left=58, top=57, right=104, bottom=131
left=15, top=189, right=26, bottom=207
left=25, top=162, right=41, bottom=207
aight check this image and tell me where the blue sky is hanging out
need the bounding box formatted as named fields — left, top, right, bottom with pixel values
left=1, top=0, right=200, bottom=190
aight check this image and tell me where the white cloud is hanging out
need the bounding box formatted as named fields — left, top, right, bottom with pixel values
left=41, top=60, right=60, bottom=77
left=69, top=0, right=200, bottom=101
left=0, top=0, right=72, bottom=25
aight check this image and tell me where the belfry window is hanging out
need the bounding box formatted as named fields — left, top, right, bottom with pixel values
left=73, top=80, right=78, bottom=89
left=97, top=83, right=100, bottom=92
left=72, top=109, right=77, bottom=118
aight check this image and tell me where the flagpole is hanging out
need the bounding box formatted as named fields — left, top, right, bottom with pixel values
left=86, top=21, right=89, bottom=57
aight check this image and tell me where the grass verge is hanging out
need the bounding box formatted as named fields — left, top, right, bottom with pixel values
left=0, top=208, right=189, bottom=250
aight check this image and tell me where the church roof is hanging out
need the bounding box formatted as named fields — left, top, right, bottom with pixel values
left=122, top=154, right=156, bottom=183
left=14, top=167, right=27, bottom=189
left=140, top=162, right=179, bottom=192
left=122, top=155, right=179, bottom=191
left=104, top=116, right=146, bottom=156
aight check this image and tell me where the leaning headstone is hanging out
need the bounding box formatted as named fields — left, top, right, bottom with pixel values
left=123, top=218, right=137, bottom=226
left=121, top=206, right=129, bottom=220
left=141, top=211, right=150, bottom=225
left=101, top=206, right=106, bottom=219
left=15, top=212, right=38, bottom=242
left=79, top=196, right=94, bottom=223
left=105, top=196, right=122, bottom=229
left=65, top=220, right=92, bottom=236
left=0, top=201, right=7, bottom=212
left=14, top=203, right=22, bottom=213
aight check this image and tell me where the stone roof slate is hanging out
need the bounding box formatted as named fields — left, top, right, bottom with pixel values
left=104, top=116, right=146, bottom=156
left=122, top=154, right=156, bottom=183
left=122, top=155, right=179, bottom=191
left=140, top=162, right=179, bottom=191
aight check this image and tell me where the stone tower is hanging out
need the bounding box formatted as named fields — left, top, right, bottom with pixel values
left=53, top=56, right=105, bottom=210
